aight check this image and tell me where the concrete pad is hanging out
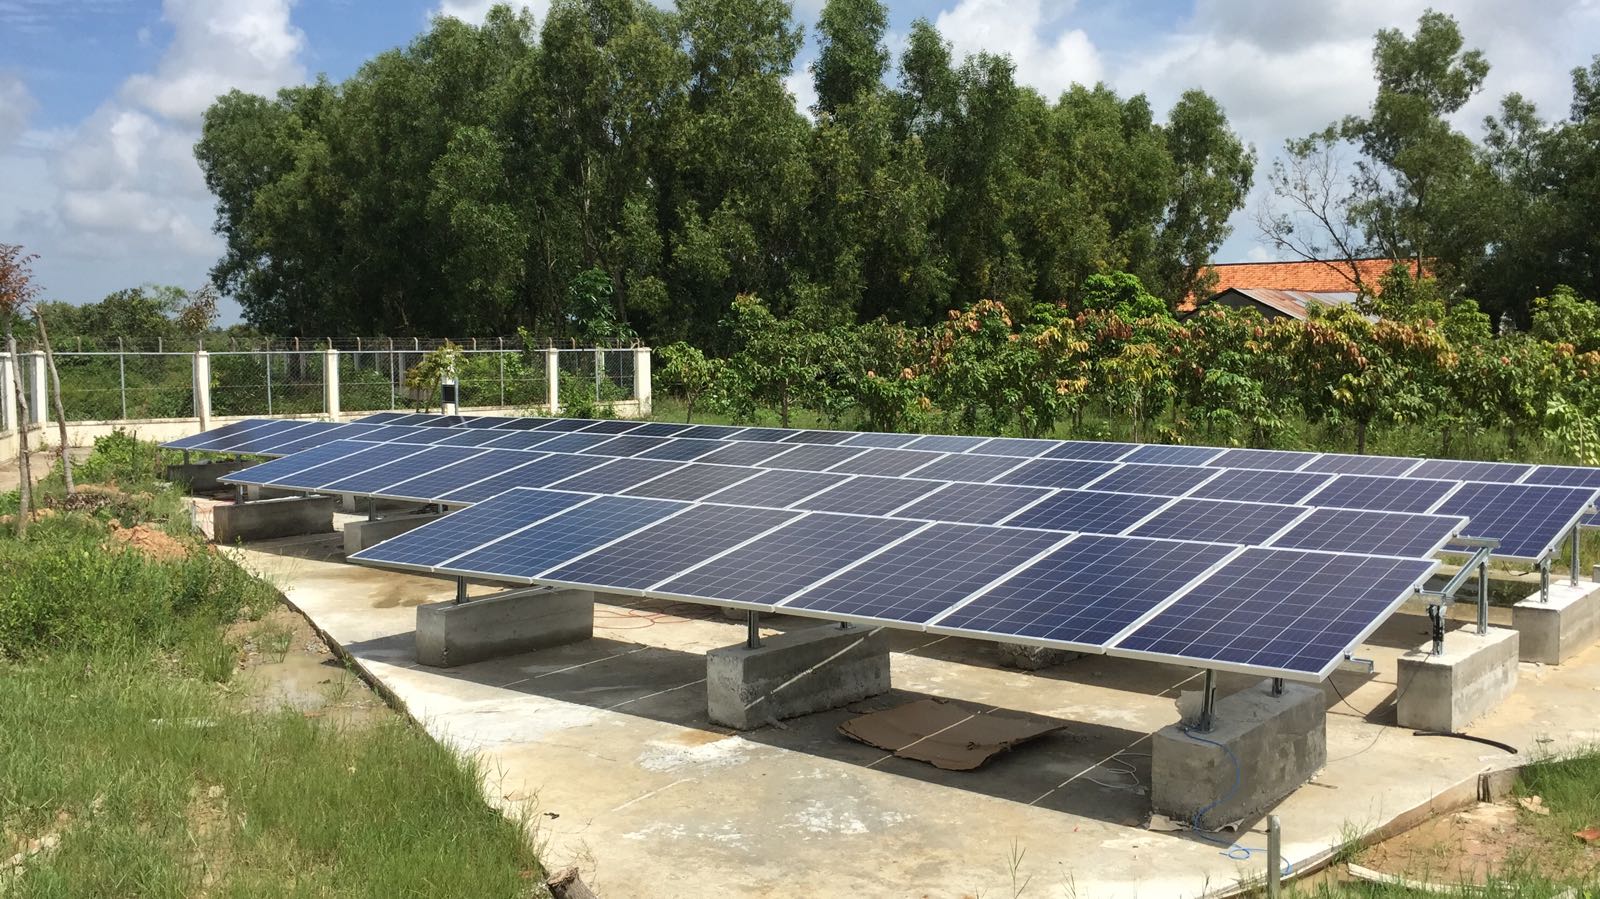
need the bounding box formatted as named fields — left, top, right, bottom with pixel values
left=343, top=511, right=440, bottom=555
left=164, top=459, right=252, bottom=492
left=1152, top=679, right=1326, bottom=829
left=706, top=624, right=890, bottom=730
left=417, top=588, right=594, bottom=668
left=1512, top=580, right=1600, bottom=664
left=1396, top=626, right=1518, bottom=732
left=213, top=495, right=336, bottom=544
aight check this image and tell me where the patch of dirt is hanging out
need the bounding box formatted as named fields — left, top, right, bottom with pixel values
left=226, top=605, right=388, bottom=730
left=1358, top=800, right=1600, bottom=886
left=108, top=523, right=192, bottom=562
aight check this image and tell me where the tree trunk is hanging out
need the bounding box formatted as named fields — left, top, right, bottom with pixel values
left=779, top=389, right=790, bottom=429
left=35, top=313, right=72, bottom=493
left=1355, top=419, right=1368, bottom=455
left=6, top=328, right=33, bottom=537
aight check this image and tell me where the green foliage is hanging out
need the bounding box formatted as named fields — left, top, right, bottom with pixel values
left=656, top=340, right=725, bottom=421
left=1079, top=272, right=1170, bottom=320
left=72, top=429, right=180, bottom=490
left=403, top=341, right=465, bottom=409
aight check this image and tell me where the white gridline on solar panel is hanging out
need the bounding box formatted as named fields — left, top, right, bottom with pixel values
left=543, top=505, right=800, bottom=587
left=324, top=448, right=479, bottom=491
left=999, top=459, right=1116, bottom=487
left=907, top=435, right=991, bottom=452
left=1208, top=449, right=1320, bottom=470
left=761, top=444, right=869, bottom=470
left=360, top=500, right=583, bottom=567
left=440, top=456, right=603, bottom=497
left=1046, top=442, right=1140, bottom=461
left=798, top=476, right=939, bottom=512
left=1116, top=553, right=1431, bottom=670
left=1121, top=445, right=1227, bottom=465
left=377, top=453, right=540, bottom=499
left=1271, top=510, right=1465, bottom=556
left=1305, top=476, right=1458, bottom=512
left=289, top=445, right=431, bottom=488
left=934, top=538, right=1237, bottom=639
left=1135, top=502, right=1315, bottom=545
left=440, top=500, right=679, bottom=575
left=903, top=454, right=1029, bottom=483
left=656, top=515, right=920, bottom=602
left=624, top=465, right=760, bottom=500
left=1411, top=459, right=1532, bottom=481
left=830, top=449, right=945, bottom=476
left=1442, top=484, right=1597, bottom=557
left=1082, top=464, right=1220, bottom=495
left=970, top=438, right=1059, bottom=457
left=698, top=442, right=792, bottom=465
left=999, top=490, right=1175, bottom=533
left=701, top=470, right=845, bottom=507
left=547, top=459, right=687, bottom=492
left=777, top=526, right=1066, bottom=619
left=892, top=483, right=1052, bottom=522
left=1303, top=454, right=1424, bottom=476
left=222, top=442, right=368, bottom=484
left=1193, top=469, right=1328, bottom=503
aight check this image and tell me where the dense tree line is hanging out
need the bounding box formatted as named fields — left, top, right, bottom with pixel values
left=196, top=0, right=1253, bottom=344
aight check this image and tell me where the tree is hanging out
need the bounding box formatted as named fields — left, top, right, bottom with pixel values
left=1148, top=90, right=1255, bottom=304
left=0, top=244, right=40, bottom=535
left=655, top=340, right=724, bottom=421
left=811, top=0, right=889, bottom=114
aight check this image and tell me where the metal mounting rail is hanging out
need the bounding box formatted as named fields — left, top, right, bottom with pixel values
left=1415, top=536, right=1500, bottom=653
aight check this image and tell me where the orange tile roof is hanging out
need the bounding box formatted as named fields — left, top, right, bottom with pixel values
left=1181, top=258, right=1426, bottom=312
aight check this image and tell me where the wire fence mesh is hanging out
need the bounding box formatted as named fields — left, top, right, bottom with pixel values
left=52, top=352, right=194, bottom=421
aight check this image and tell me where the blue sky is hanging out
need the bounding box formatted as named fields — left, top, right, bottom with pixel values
left=3, top=0, right=1599, bottom=323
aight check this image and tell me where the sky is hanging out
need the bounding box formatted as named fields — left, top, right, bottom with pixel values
left=2, top=0, right=1599, bottom=324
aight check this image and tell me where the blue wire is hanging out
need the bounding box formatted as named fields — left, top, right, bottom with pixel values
left=1180, top=727, right=1295, bottom=876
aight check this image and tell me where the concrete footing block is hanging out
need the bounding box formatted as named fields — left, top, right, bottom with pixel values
left=1396, top=626, right=1518, bottom=732
left=165, top=460, right=252, bottom=492
left=1512, top=582, right=1600, bottom=664
left=416, top=588, right=594, bottom=668
left=213, top=495, right=336, bottom=544
left=342, top=512, right=441, bottom=555
left=1152, top=680, right=1326, bottom=829
left=706, top=624, right=890, bottom=730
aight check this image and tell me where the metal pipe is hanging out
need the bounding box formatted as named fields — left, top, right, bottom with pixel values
left=1266, top=815, right=1282, bottom=899
left=234, top=484, right=244, bottom=504
left=1571, top=524, right=1581, bottom=588
left=1541, top=557, right=1551, bottom=603
left=1198, top=669, right=1217, bottom=733
left=455, top=577, right=468, bottom=605
left=1477, top=559, right=1489, bottom=636
left=1271, top=677, right=1284, bottom=697
left=746, top=610, right=761, bottom=649
left=367, top=496, right=377, bottom=522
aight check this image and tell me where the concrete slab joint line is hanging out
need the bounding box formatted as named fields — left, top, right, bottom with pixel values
left=706, top=624, right=891, bottom=730
left=1511, top=581, right=1600, bottom=665
left=1396, top=626, right=1519, bottom=733
left=415, top=587, right=594, bottom=668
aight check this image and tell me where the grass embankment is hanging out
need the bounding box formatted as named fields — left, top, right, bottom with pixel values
left=0, top=434, right=543, bottom=897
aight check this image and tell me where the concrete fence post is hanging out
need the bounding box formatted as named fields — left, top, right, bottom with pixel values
left=324, top=347, right=341, bottom=421
left=27, top=351, right=46, bottom=427
left=0, top=352, right=15, bottom=433
left=545, top=348, right=560, bottom=414
left=633, top=346, right=653, bottom=417
left=193, top=350, right=212, bottom=431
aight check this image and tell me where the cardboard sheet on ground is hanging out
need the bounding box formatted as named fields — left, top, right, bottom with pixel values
left=838, top=698, right=1063, bottom=770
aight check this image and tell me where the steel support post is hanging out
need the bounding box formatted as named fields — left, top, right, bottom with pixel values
left=1271, top=677, right=1284, bottom=697
left=746, top=610, right=761, bottom=649
left=1541, top=557, right=1551, bottom=603
left=1266, top=815, right=1282, bottom=899
left=1198, top=669, right=1217, bottom=732
left=1571, top=525, right=1581, bottom=588
left=1477, top=559, right=1490, bottom=636
left=455, top=577, right=468, bottom=605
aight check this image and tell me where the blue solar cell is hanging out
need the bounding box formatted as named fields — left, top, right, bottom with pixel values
left=535, top=418, right=602, bottom=432
left=546, top=458, right=685, bottom=494
left=893, top=482, right=1052, bottom=524
left=255, top=423, right=382, bottom=456
left=780, top=524, right=1067, bottom=624
left=437, top=454, right=601, bottom=503
left=350, top=489, right=591, bottom=570
left=322, top=446, right=486, bottom=494
left=417, top=429, right=508, bottom=448
left=1208, top=448, right=1318, bottom=471
left=655, top=513, right=923, bottom=607
left=1269, top=508, right=1464, bottom=557
left=993, top=458, right=1119, bottom=489
left=581, top=434, right=674, bottom=457
left=701, top=469, right=848, bottom=508
left=1302, top=474, right=1457, bottom=514
left=457, top=416, right=516, bottom=429
left=1405, top=459, right=1534, bottom=483
left=931, top=536, right=1237, bottom=649
left=1112, top=548, right=1437, bottom=678
left=544, top=505, right=801, bottom=592
left=1301, top=454, right=1422, bottom=477
left=482, top=431, right=563, bottom=451
left=1003, top=489, right=1170, bottom=534
left=842, top=432, right=922, bottom=449
left=693, top=441, right=796, bottom=466
left=796, top=476, right=943, bottom=516
left=906, top=434, right=993, bottom=453
left=1129, top=498, right=1309, bottom=545
left=189, top=419, right=319, bottom=453
left=730, top=427, right=793, bottom=442
left=759, top=444, right=869, bottom=471
left=1042, top=441, right=1139, bottom=462
left=622, top=463, right=758, bottom=501
left=164, top=419, right=277, bottom=450
left=265, top=442, right=431, bottom=490
left=1523, top=465, right=1600, bottom=489
left=1189, top=468, right=1331, bottom=504
left=489, top=417, right=548, bottom=430
left=372, top=450, right=546, bottom=502
left=534, top=432, right=615, bottom=454
left=628, top=422, right=696, bottom=438
left=1120, top=444, right=1226, bottom=466
left=967, top=437, right=1059, bottom=458
left=905, top=454, right=1027, bottom=483
left=222, top=440, right=374, bottom=487
left=399, top=427, right=478, bottom=445
left=828, top=448, right=944, bottom=477
left=446, top=496, right=687, bottom=580
left=676, top=424, right=746, bottom=440
left=353, top=412, right=408, bottom=425
left=1085, top=464, right=1221, bottom=497
left=634, top=438, right=723, bottom=461
left=388, top=413, right=446, bottom=426
left=1435, top=482, right=1599, bottom=559
left=780, top=430, right=854, bottom=445
left=578, top=420, right=644, bottom=434
left=360, top=425, right=434, bottom=443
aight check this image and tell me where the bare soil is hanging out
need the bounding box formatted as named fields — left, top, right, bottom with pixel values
left=1350, top=799, right=1600, bottom=888
left=225, top=604, right=390, bottom=729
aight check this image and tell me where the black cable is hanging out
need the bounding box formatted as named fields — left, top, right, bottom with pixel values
left=1411, top=731, right=1520, bottom=754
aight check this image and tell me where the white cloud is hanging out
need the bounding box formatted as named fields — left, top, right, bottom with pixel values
left=785, top=69, right=818, bottom=118
left=0, top=74, right=34, bottom=150
left=121, top=0, right=305, bottom=125
left=935, top=0, right=1102, bottom=99
left=432, top=0, right=549, bottom=26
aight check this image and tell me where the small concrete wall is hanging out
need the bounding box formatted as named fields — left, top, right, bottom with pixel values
left=706, top=624, right=890, bottom=730
left=416, top=588, right=594, bottom=668
left=213, top=495, right=337, bottom=544
left=343, top=512, right=440, bottom=555
left=1396, top=627, right=1519, bottom=732
left=165, top=459, right=254, bottom=492
left=1512, top=581, right=1600, bottom=665
left=1151, top=680, right=1326, bottom=829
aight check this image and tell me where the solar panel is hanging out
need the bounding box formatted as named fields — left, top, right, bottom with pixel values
left=360, top=425, right=434, bottom=443
left=779, top=524, right=1067, bottom=624
left=1043, top=441, right=1139, bottom=462
left=1207, top=448, right=1318, bottom=471
left=694, top=441, right=800, bottom=466
left=188, top=419, right=320, bottom=453
left=397, top=427, right=477, bottom=445
left=929, top=536, right=1238, bottom=649
left=535, top=418, right=601, bottom=432
left=581, top=434, right=673, bottom=457
left=827, top=448, right=944, bottom=477
left=457, top=416, right=515, bottom=429
left=1301, top=474, right=1458, bottom=514
left=255, top=423, right=375, bottom=455
left=905, top=434, right=993, bottom=453
left=1111, top=549, right=1438, bottom=679
left=780, top=429, right=854, bottom=445
left=547, top=457, right=685, bottom=494
left=1189, top=468, right=1330, bottom=505
left=1130, top=498, right=1310, bottom=546
left=633, top=438, right=723, bottom=461
left=730, top=427, right=792, bottom=442
left=1002, top=489, right=1170, bottom=534
left=482, top=431, right=563, bottom=451
left=842, top=432, right=922, bottom=449
left=1268, top=508, right=1465, bottom=557
left=892, top=482, right=1053, bottom=524
left=905, top=453, right=1026, bottom=483
left=388, top=413, right=447, bottom=426
left=352, top=412, right=409, bottom=425
left=758, top=444, right=867, bottom=471
left=621, top=463, right=758, bottom=501
left=654, top=513, right=924, bottom=608
left=1435, top=482, right=1598, bottom=559
left=628, top=422, right=696, bottom=437
left=221, top=440, right=373, bottom=487
left=322, top=446, right=486, bottom=494
left=578, top=420, right=643, bottom=434
left=795, top=475, right=942, bottom=516
left=1301, top=453, right=1421, bottom=477
left=1084, top=463, right=1220, bottom=497
left=702, top=469, right=847, bottom=508
left=968, top=437, right=1058, bottom=458
left=1408, top=459, right=1533, bottom=483
left=437, top=453, right=603, bottom=503
left=262, top=442, right=431, bottom=490
left=489, top=417, right=548, bottom=429
left=993, top=458, right=1118, bottom=489
left=676, top=424, right=747, bottom=440
left=428, top=429, right=518, bottom=448
left=444, top=496, right=687, bottom=581
left=349, top=489, right=591, bottom=571
left=534, top=432, right=616, bottom=454
left=164, top=418, right=277, bottom=450
left=543, top=504, right=801, bottom=593
left=1120, top=444, right=1227, bottom=466
left=372, top=450, right=547, bottom=502
left=1520, top=465, right=1600, bottom=489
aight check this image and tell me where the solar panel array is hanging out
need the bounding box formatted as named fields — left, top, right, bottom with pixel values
left=173, top=411, right=1600, bottom=563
